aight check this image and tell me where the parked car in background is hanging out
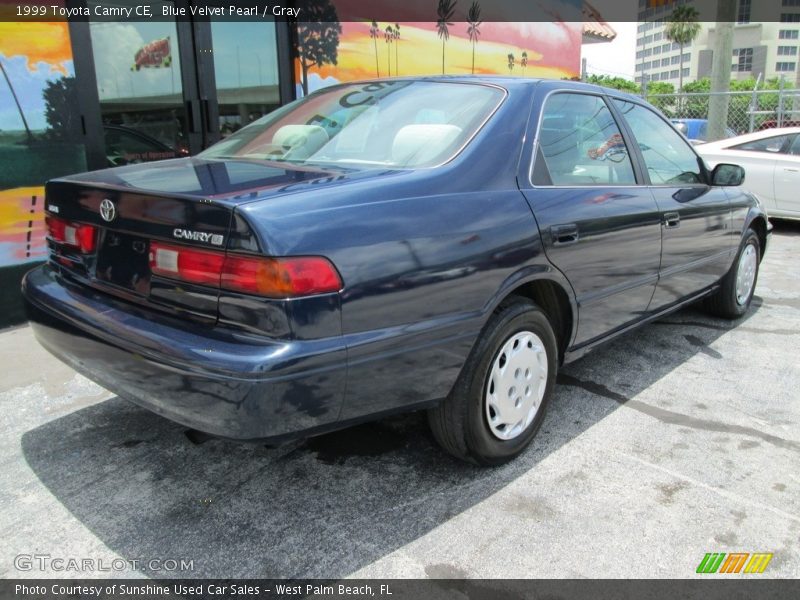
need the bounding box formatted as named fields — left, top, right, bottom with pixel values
left=671, top=118, right=737, bottom=145
left=23, top=78, right=768, bottom=465
left=698, top=127, right=800, bottom=220
left=757, top=119, right=800, bottom=131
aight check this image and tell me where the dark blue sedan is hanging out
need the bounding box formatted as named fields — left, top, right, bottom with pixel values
left=22, top=77, right=769, bottom=465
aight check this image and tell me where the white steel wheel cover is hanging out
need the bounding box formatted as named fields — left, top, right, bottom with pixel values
left=484, top=330, right=548, bottom=441
left=735, top=243, right=757, bottom=305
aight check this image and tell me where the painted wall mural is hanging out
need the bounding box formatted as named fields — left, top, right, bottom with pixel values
left=0, top=20, right=85, bottom=270
left=294, top=0, right=583, bottom=97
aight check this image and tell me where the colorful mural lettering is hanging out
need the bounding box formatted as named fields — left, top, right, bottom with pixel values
left=294, top=0, right=582, bottom=97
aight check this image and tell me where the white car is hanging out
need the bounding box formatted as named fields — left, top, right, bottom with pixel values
left=698, top=127, right=800, bottom=220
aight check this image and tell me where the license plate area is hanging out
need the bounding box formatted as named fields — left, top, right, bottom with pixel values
left=95, top=230, right=150, bottom=294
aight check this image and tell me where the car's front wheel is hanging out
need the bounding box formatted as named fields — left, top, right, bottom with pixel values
left=428, top=297, right=557, bottom=465
left=706, top=228, right=761, bottom=319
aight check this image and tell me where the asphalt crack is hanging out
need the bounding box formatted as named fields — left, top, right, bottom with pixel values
left=557, top=374, right=800, bottom=452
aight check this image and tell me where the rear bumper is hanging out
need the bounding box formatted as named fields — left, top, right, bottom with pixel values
left=22, top=265, right=347, bottom=440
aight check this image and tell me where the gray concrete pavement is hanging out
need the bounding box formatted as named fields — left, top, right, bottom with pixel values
left=1, top=224, right=799, bottom=579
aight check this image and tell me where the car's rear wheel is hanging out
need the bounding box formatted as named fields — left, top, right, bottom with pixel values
left=705, top=229, right=760, bottom=319
left=428, top=297, right=557, bottom=465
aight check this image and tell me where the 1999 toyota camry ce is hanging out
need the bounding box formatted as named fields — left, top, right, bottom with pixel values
left=23, top=77, right=770, bottom=465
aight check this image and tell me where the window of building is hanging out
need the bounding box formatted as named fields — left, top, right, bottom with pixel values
left=533, top=93, right=636, bottom=186
left=778, top=45, right=798, bottom=55
left=636, top=62, right=643, bottom=71
left=645, top=48, right=653, bottom=57
left=653, top=32, right=663, bottom=41
left=783, top=0, right=800, bottom=6
left=781, top=13, right=800, bottom=22
left=663, top=43, right=672, bottom=52
left=672, top=55, right=680, bottom=65
left=682, top=67, right=690, bottom=76
left=779, top=29, right=799, bottom=38
left=653, top=46, right=662, bottom=55
left=662, top=58, right=670, bottom=66
left=738, top=0, right=752, bottom=23
left=670, top=69, right=679, bottom=78
left=776, top=61, right=797, bottom=71
left=682, top=52, right=691, bottom=62
left=732, top=47, right=753, bottom=71
left=636, top=50, right=643, bottom=59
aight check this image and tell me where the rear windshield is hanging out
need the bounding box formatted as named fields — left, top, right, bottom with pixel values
left=200, top=81, right=504, bottom=169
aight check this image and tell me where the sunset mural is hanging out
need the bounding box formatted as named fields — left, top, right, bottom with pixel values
left=294, top=0, right=582, bottom=96
left=0, top=21, right=81, bottom=271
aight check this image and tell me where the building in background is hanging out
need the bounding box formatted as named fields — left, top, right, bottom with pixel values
left=635, top=0, right=800, bottom=88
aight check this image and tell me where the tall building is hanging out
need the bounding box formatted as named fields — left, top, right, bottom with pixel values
left=635, top=0, right=800, bottom=87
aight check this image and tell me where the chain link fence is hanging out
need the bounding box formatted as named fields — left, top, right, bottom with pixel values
left=646, top=89, right=800, bottom=139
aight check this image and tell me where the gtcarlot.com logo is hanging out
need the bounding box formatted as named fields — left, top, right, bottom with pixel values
left=14, top=554, right=194, bottom=573
left=696, top=552, right=773, bottom=574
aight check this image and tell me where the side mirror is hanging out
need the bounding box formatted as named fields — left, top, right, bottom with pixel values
left=711, top=163, right=745, bottom=186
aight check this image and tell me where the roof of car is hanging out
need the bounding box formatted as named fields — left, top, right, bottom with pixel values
left=317, top=76, right=645, bottom=100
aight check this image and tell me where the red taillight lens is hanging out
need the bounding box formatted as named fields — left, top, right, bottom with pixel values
left=149, top=242, right=342, bottom=298
left=149, top=242, right=225, bottom=287
left=46, top=216, right=96, bottom=253
left=222, top=255, right=342, bottom=297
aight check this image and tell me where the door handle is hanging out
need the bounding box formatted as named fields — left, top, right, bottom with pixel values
left=551, top=223, right=579, bottom=246
left=663, top=212, right=681, bottom=229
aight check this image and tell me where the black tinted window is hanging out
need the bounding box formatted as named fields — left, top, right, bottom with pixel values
left=732, top=134, right=792, bottom=153
left=535, top=93, right=635, bottom=186
left=614, top=99, right=703, bottom=185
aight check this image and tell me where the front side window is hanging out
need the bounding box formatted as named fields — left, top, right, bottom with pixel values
left=534, top=93, right=636, bottom=186
left=613, top=99, right=703, bottom=185
left=731, top=134, right=792, bottom=153
left=200, top=81, right=503, bottom=169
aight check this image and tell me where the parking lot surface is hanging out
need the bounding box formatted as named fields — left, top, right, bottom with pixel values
left=1, top=224, right=798, bottom=579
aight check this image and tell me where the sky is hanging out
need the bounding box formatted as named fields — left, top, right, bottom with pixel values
left=581, top=21, right=638, bottom=81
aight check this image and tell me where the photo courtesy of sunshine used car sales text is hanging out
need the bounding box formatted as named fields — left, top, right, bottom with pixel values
left=1, top=0, right=799, bottom=598
left=14, top=583, right=391, bottom=597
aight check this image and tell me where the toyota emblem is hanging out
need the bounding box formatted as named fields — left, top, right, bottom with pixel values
left=99, top=198, right=116, bottom=222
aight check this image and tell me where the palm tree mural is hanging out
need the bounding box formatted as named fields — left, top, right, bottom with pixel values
left=466, top=1, right=482, bottom=75
left=384, top=25, right=394, bottom=76
left=0, top=60, right=33, bottom=142
left=521, top=51, right=528, bottom=76
left=436, top=0, right=457, bottom=74
left=369, top=20, right=380, bottom=77
left=394, top=23, right=400, bottom=76
left=507, top=52, right=515, bottom=75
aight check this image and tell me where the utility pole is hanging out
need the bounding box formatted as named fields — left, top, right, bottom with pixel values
left=707, top=0, right=737, bottom=141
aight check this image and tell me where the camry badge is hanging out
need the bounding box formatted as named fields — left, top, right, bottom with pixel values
left=100, top=198, right=116, bottom=222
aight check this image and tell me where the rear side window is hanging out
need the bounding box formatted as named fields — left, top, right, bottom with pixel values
left=613, top=99, right=703, bottom=185
left=731, top=134, right=792, bottom=153
left=534, top=93, right=636, bottom=186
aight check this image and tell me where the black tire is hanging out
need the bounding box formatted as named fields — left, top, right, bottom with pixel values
left=428, top=297, right=558, bottom=466
left=705, top=229, right=761, bottom=319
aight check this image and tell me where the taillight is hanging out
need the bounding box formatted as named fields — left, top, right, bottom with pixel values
left=222, top=255, right=342, bottom=297
left=149, top=242, right=224, bottom=287
left=149, top=242, right=342, bottom=298
left=46, top=216, right=97, bottom=253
